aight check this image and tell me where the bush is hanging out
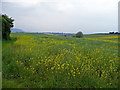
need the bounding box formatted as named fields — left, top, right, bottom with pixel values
left=76, top=31, right=83, bottom=38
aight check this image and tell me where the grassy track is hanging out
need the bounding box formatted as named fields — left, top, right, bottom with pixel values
left=2, top=33, right=119, bottom=88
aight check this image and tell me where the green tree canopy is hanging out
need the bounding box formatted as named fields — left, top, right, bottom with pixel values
left=76, top=31, right=83, bottom=38
left=2, top=14, right=14, bottom=40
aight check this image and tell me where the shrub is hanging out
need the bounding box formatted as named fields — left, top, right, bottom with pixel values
left=76, top=31, right=83, bottom=38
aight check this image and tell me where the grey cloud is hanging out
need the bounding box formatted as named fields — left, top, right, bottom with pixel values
left=2, top=0, right=119, bottom=33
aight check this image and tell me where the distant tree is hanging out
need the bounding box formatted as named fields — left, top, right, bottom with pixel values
left=115, top=32, right=118, bottom=34
left=2, top=14, right=14, bottom=40
left=76, top=31, right=83, bottom=38
left=109, top=32, right=114, bottom=34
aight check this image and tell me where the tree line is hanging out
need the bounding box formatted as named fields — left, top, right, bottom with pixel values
left=109, top=32, right=120, bottom=34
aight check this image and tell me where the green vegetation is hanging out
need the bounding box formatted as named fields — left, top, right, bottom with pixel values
left=2, top=15, right=14, bottom=40
left=0, top=44, right=1, bottom=89
left=2, top=33, right=119, bottom=88
left=76, top=31, right=83, bottom=38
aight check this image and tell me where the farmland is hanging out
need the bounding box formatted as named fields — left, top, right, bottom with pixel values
left=2, top=33, right=119, bottom=88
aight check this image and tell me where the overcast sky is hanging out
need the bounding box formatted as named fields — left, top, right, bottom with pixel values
left=2, top=0, right=119, bottom=33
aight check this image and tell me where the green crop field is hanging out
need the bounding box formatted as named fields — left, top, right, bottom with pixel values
left=2, top=33, right=119, bottom=88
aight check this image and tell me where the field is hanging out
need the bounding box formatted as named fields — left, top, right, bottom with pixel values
left=2, top=33, right=119, bottom=88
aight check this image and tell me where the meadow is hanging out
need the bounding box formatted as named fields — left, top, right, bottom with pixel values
left=2, top=33, right=119, bottom=88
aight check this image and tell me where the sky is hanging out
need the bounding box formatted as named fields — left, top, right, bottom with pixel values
left=2, top=0, right=120, bottom=33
